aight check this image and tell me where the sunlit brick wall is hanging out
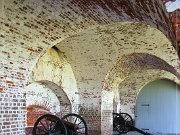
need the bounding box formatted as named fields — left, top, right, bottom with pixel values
left=170, top=9, right=180, bottom=42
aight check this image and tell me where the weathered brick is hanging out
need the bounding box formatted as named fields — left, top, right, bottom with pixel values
left=0, top=0, right=179, bottom=135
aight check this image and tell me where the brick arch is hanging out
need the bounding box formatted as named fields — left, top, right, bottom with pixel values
left=29, top=47, right=79, bottom=113
left=25, top=80, right=74, bottom=134
left=38, top=80, right=72, bottom=117
left=26, top=82, right=60, bottom=114
left=102, top=52, right=179, bottom=117
left=57, top=22, right=179, bottom=99
left=101, top=69, right=179, bottom=135
left=134, top=78, right=180, bottom=133
left=0, top=0, right=179, bottom=134
left=118, top=69, right=180, bottom=118
left=25, top=82, right=60, bottom=135
left=136, top=74, right=180, bottom=96
left=55, top=22, right=179, bottom=135
left=101, top=52, right=179, bottom=134
left=103, top=52, right=179, bottom=91
left=1, top=1, right=176, bottom=88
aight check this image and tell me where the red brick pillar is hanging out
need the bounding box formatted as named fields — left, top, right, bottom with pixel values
left=170, top=9, right=180, bottom=43
left=101, top=90, right=114, bottom=135
left=79, top=105, right=101, bottom=135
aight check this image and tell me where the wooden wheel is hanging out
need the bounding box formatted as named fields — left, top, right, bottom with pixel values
left=113, top=113, right=133, bottom=134
left=32, top=114, right=67, bottom=135
left=62, top=113, right=88, bottom=135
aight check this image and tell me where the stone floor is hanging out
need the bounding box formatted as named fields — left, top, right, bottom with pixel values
left=113, top=131, right=180, bottom=135
left=113, top=131, right=143, bottom=135
left=121, top=131, right=145, bottom=135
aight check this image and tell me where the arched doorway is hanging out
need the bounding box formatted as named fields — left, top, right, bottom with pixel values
left=29, top=47, right=79, bottom=113
left=135, top=79, right=180, bottom=134
left=25, top=81, right=72, bottom=134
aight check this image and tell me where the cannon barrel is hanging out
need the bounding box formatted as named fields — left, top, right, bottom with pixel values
left=127, top=124, right=152, bottom=135
left=62, top=120, right=79, bottom=131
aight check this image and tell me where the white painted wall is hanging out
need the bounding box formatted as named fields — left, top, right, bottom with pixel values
left=29, top=48, right=79, bottom=113
left=26, top=82, right=60, bottom=114
left=135, top=79, right=180, bottom=134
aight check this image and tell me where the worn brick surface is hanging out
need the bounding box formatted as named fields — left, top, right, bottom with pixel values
left=0, top=0, right=179, bottom=135
left=170, top=9, right=180, bottom=42
left=25, top=106, right=50, bottom=135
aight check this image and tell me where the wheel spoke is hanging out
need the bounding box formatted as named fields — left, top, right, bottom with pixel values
left=113, top=113, right=133, bottom=134
left=77, top=120, right=83, bottom=125
left=40, top=121, right=48, bottom=131
left=32, top=114, right=68, bottom=135
left=45, top=118, right=50, bottom=130
left=124, top=116, right=129, bottom=121
left=74, top=117, right=78, bottom=124
left=49, top=120, right=53, bottom=130
left=78, top=127, right=85, bottom=129
left=62, top=113, right=88, bottom=135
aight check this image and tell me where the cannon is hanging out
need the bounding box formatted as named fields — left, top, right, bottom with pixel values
left=113, top=112, right=152, bottom=135
left=32, top=113, right=88, bottom=135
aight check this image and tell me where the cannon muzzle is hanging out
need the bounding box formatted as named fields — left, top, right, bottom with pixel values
left=62, top=120, right=79, bottom=131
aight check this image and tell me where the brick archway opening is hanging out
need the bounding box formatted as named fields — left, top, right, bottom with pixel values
left=25, top=82, right=61, bottom=135
left=25, top=105, right=50, bottom=135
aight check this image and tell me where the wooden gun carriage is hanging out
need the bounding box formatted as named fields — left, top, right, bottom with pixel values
left=113, top=112, right=152, bottom=135
left=32, top=113, right=88, bottom=135
left=32, top=111, right=152, bottom=135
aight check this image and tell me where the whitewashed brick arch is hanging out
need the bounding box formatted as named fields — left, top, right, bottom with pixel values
left=26, top=82, right=60, bottom=114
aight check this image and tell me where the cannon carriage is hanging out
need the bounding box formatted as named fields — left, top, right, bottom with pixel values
left=32, top=111, right=152, bottom=135
left=32, top=113, right=88, bottom=135
left=113, top=112, right=152, bottom=135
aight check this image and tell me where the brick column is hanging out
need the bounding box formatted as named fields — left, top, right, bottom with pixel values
left=79, top=104, right=101, bottom=135
left=101, top=90, right=114, bottom=135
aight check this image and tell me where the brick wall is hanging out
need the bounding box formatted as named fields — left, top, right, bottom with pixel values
left=0, top=0, right=179, bottom=135
left=26, top=106, right=50, bottom=127
left=0, top=61, right=27, bottom=134
left=170, top=9, right=180, bottom=43
left=25, top=106, right=50, bottom=135
left=79, top=105, right=101, bottom=135
left=0, top=91, right=26, bottom=134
